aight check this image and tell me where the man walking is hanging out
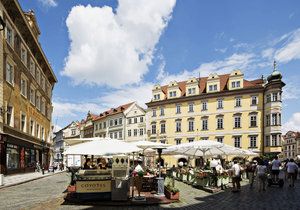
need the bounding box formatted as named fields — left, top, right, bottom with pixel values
left=231, top=160, right=241, bottom=192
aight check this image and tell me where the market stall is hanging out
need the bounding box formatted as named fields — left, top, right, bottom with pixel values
left=64, top=138, right=141, bottom=201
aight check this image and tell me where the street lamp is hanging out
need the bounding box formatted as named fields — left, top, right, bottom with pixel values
left=153, top=146, right=166, bottom=197
left=41, top=139, right=45, bottom=175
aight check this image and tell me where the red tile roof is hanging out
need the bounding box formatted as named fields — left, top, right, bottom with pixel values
left=93, top=102, right=134, bottom=121
left=158, top=74, right=263, bottom=99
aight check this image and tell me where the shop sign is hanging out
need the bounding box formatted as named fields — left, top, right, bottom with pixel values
left=76, top=180, right=111, bottom=193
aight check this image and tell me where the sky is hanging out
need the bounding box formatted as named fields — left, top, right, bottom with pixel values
left=19, top=0, right=300, bottom=133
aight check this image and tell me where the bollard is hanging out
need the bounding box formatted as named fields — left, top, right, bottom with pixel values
left=0, top=174, right=4, bottom=186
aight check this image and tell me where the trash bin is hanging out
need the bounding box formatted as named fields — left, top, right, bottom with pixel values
left=0, top=174, right=4, bottom=186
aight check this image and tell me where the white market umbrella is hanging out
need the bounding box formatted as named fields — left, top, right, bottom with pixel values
left=130, top=140, right=170, bottom=150
left=64, top=138, right=142, bottom=156
left=163, top=140, right=253, bottom=160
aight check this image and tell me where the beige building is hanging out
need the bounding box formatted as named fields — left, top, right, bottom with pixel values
left=146, top=68, right=285, bottom=166
left=282, top=131, right=300, bottom=159
left=0, top=1, right=57, bottom=174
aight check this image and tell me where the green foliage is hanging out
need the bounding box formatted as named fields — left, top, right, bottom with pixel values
left=165, top=184, right=180, bottom=193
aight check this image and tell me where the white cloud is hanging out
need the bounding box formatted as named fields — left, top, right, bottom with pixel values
left=38, top=0, right=57, bottom=7
left=62, top=0, right=176, bottom=88
left=195, top=53, right=255, bottom=76
left=215, top=48, right=227, bottom=53
left=261, top=48, right=275, bottom=59
left=274, top=28, right=300, bottom=63
left=282, top=80, right=300, bottom=100
left=282, top=112, right=300, bottom=134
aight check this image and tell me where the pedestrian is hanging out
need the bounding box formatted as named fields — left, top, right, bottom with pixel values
left=247, top=160, right=257, bottom=188
left=231, top=160, right=241, bottom=192
left=286, top=159, right=299, bottom=187
left=255, top=160, right=267, bottom=192
left=271, top=156, right=281, bottom=182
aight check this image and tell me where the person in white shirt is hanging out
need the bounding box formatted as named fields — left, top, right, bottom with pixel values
left=255, top=160, right=267, bottom=192
left=271, top=156, right=281, bottom=182
left=286, top=159, right=299, bottom=187
left=231, top=160, right=241, bottom=192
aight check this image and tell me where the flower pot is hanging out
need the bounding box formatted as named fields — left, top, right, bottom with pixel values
left=164, top=187, right=180, bottom=200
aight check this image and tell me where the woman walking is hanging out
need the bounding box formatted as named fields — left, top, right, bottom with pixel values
left=255, top=160, right=267, bottom=192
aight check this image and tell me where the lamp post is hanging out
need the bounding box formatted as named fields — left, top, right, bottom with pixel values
left=154, top=146, right=166, bottom=197
left=41, top=139, right=45, bottom=175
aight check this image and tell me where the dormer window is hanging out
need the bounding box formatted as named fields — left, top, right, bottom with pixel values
left=209, top=85, right=217, bottom=92
left=154, top=94, right=160, bottom=100
left=169, top=91, right=176, bottom=97
left=231, top=81, right=241, bottom=88
left=188, top=88, right=196, bottom=95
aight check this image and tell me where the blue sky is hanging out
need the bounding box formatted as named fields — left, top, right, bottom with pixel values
left=19, top=0, right=300, bottom=132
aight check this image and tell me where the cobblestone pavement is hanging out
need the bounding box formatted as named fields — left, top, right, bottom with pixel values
left=0, top=173, right=300, bottom=210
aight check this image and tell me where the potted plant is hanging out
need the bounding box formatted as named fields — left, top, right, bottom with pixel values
left=164, top=184, right=180, bottom=200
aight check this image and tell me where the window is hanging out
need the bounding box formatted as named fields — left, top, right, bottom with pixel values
left=152, top=109, right=156, bottom=117
left=151, top=124, right=156, bottom=134
left=169, top=91, right=176, bottom=97
left=30, top=120, right=34, bottom=135
left=128, top=129, right=132, bottom=137
left=231, top=81, right=235, bottom=88
left=21, top=45, right=27, bottom=65
left=114, top=119, right=118, bottom=126
left=214, top=84, right=217, bottom=90
left=109, top=120, right=113, bottom=127
left=234, top=116, right=241, bottom=128
left=209, top=84, right=217, bottom=91
left=140, top=117, right=144, bottom=123
left=71, top=129, right=76, bottom=135
left=265, top=135, right=270, bottom=147
left=235, top=97, right=241, bottom=107
left=160, top=107, right=164, bottom=116
left=20, top=78, right=27, bottom=97
left=202, top=102, right=207, bottom=111
left=6, top=62, right=14, bottom=85
left=161, top=123, right=166, bottom=134
left=250, top=115, right=257, bottom=127
left=139, top=128, right=144, bottom=136
left=209, top=85, right=213, bottom=91
left=236, top=81, right=241, bottom=87
left=6, top=106, right=13, bottom=126
left=202, top=119, right=208, bottom=130
left=95, top=124, right=98, bottom=131
left=188, top=138, right=194, bottom=143
left=251, top=96, right=258, bottom=105
left=271, top=134, right=278, bottom=146
left=128, top=118, right=132, bottom=124
left=134, top=118, right=137, bottom=124
left=188, top=103, right=194, bottom=112
left=176, top=121, right=181, bottom=132
left=217, top=137, right=223, bottom=143
left=188, top=120, right=194, bottom=131
left=134, top=129, right=138, bottom=136
left=272, top=93, right=278, bottom=102
left=176, top=104, right=181, bottom=114
left=29, top=59, right=35, bottom=76
left=266, top=115, right=270, bottom=126
left=278, top=113, right=281, bottom=125
left=217, top=99, right=223, bottom=109
left=99, top=123, right=102, bottom=130
left=272, top=113, right=277, bottom=125
left=36, top=69, right=41, bottom=85
left=201, top=137, right=208, bottom=140
left=119, top=118, right=122, bottom=125
left=154, top=94, right=160, bottom=100
left=188, top=87, right=196, bottom=95
left=6, top=25, right=13, bottom=45
left=266, top=94, right=271, bottom=103
left=114, top=132, right=117, bottom=139
left=41, top=127, right=44, bottom=140
left=30, top=87, right=35, bottom=105
left=119, top=131, right=122, bottom=139
left=103, top=122, right=106, bottom=129
left=41, top=98, right=46, bottom=115
left=21, top=113, right=26, bottom=132
left=175, top=139, right=181, bottom=145
left=234, top=136, right=241, bottom=148
left=36, top=124, right=40, bottom=138
left=41, top=76, right=46, bottom=91
left=217, top=118, right=223, bottom=129
left=36, top=94, right=41, bottom=110
left=6, top=144, right=19, bottom=170
left=250, top=136, right=257, bottom=148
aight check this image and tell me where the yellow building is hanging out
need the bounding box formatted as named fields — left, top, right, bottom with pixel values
left=146, top=68, right=285, bottom=166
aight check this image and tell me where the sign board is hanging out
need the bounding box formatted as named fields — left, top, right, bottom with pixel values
left=67, top=155, right=81, bottom=167
left=76, top=180, right=111, bottom=193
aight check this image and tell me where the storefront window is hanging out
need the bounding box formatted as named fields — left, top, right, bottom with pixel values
left=25, top=148, right=36, bottom=167
left=6, top=144, right=19, bottom=169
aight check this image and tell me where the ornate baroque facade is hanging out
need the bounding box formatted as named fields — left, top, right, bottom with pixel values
left=0, top=0, right=57, bottom=174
